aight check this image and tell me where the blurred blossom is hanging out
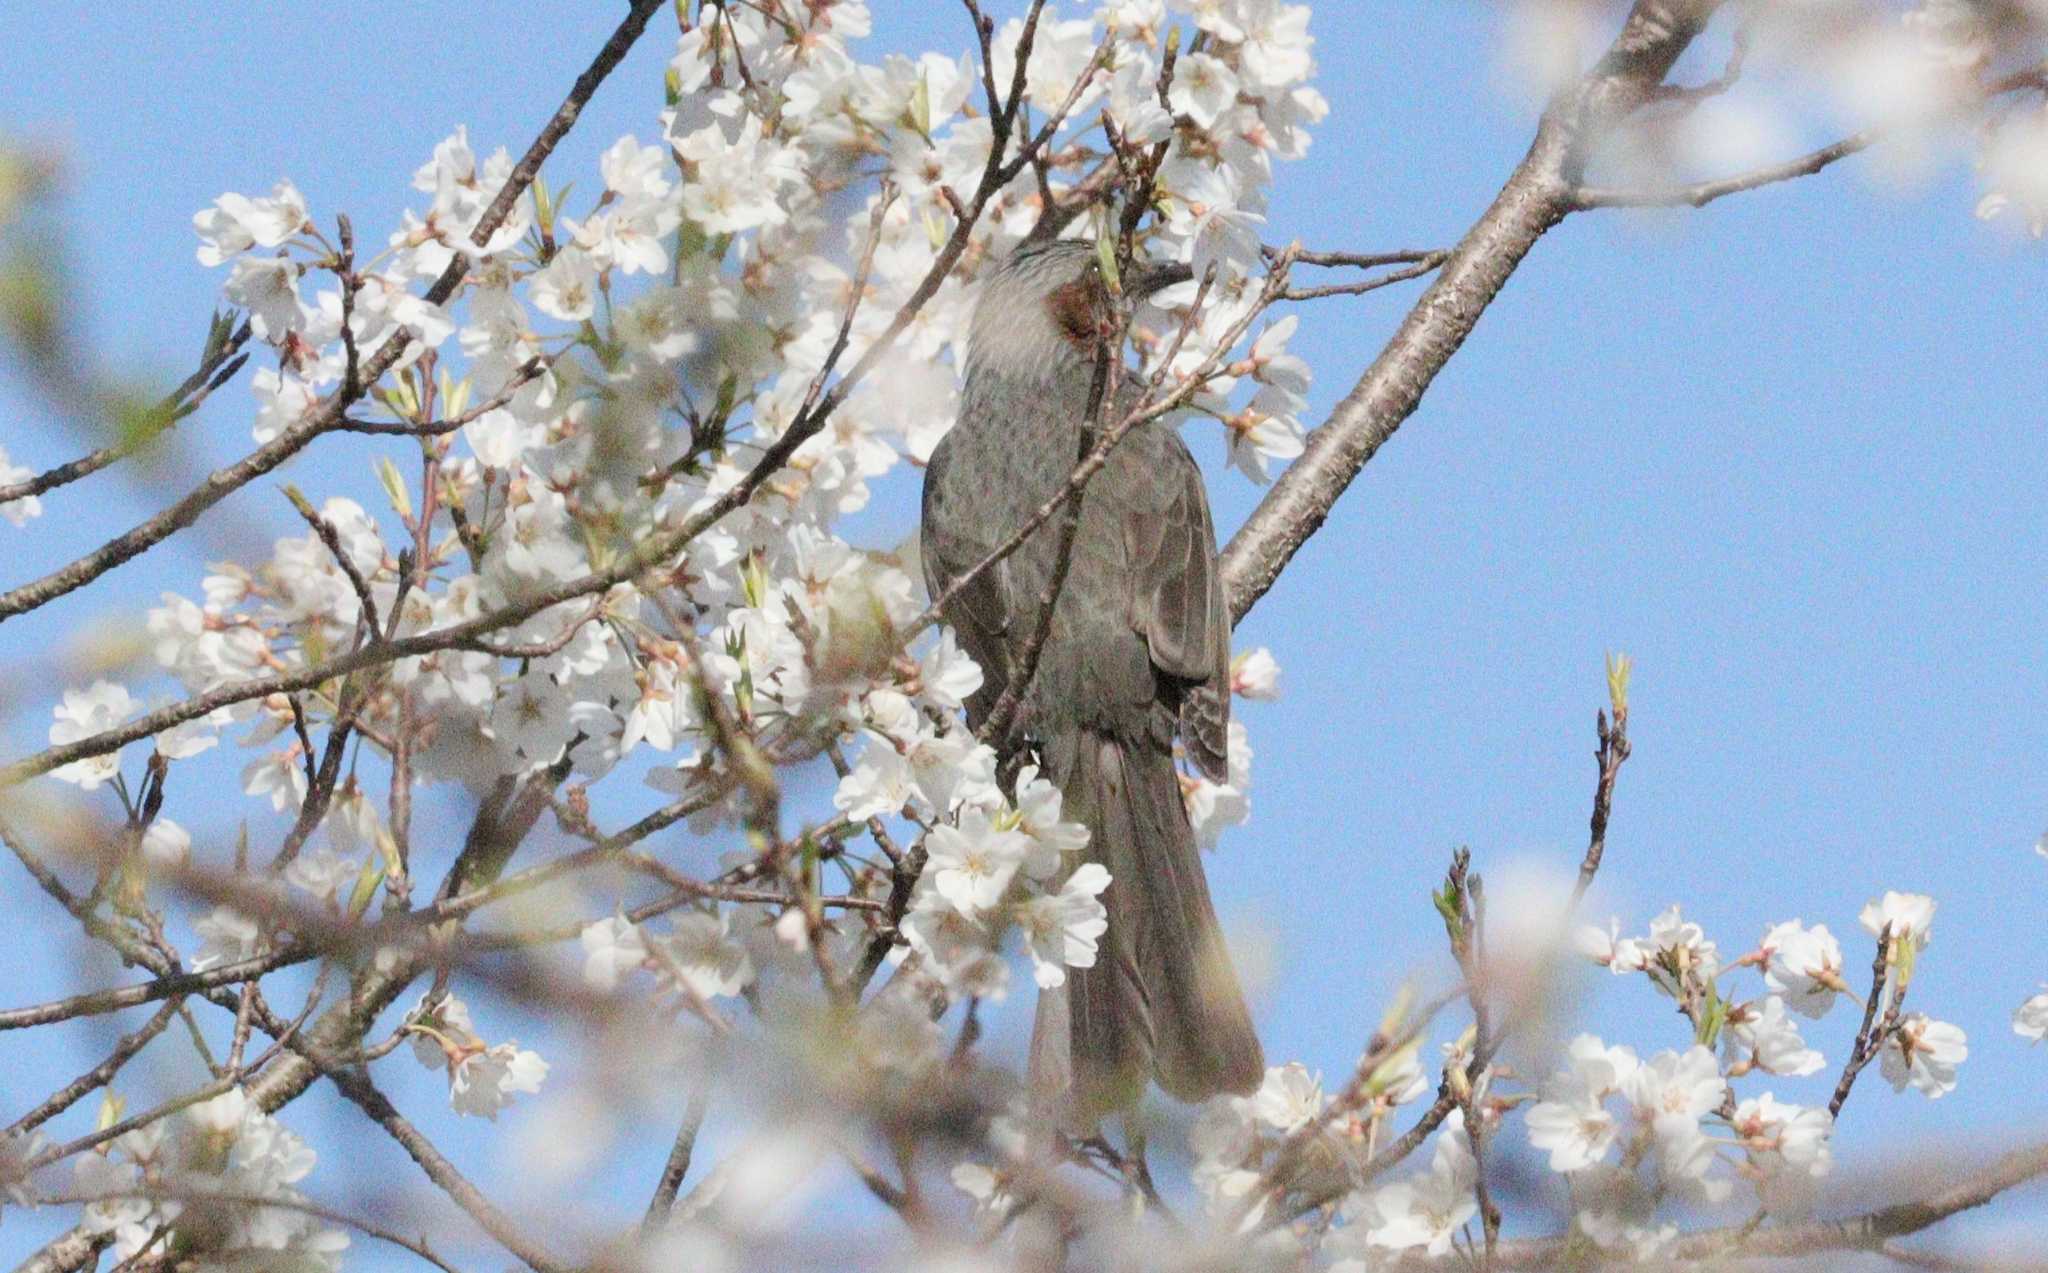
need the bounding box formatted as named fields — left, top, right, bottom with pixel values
left=2014, top=987, right=2048, bottom=1042
left=0, top=442, right=40, bottom=525
left=1497, top=0, right=1610, bottom=101
left=1976, top=102, right=2048, bottom=237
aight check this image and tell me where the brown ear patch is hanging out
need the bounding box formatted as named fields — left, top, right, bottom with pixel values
left=1046, top=278, right=1100, bottom=346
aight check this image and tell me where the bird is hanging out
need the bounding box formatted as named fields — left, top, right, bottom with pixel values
left=920, top=235, right=1264, bottom=1123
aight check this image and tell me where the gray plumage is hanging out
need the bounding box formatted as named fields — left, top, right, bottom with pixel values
left=921, top=238, right=1263, bottom=1120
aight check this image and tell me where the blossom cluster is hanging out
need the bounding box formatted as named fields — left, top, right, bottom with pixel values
left=1540, top=891, right=1968, bottom=1259
left=16, top=0, right=2048, bottom=1267
left=19, top=0, right=1322, bottom=1067
left=71, top=1089, right=345, bottom=1269
left=1095, top=885, right=1989, bottom=1267
left=10, top=0, right=1332, bottom=1257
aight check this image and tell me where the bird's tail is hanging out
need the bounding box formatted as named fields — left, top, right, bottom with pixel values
left=1032, top=727, right=1264, bottom=1122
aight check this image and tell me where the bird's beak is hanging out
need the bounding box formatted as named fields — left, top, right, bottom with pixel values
left=1131, top=260, right=1194, bottom=299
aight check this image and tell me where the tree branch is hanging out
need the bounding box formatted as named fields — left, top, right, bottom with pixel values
left=3, top=996, right=182, bottom=1136
left=1219, top=0, right=1722, bottom=624
left=0, top=315, right=252, bottom=507
left=325, top=1067, right=572, bottom=1273
left=1471, top=1138, right=2048, bottom=1268
left=0, top=0, right=661, bottom=626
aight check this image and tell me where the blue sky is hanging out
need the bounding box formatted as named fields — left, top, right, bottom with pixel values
left=2, top=2, right=2045, bottom=1267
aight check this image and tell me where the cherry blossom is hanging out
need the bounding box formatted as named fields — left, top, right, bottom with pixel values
left=1881, top=1013, right=1968, bottom=1098
left=1251, top=1061, right=1323, bottom=1134
left=1760, top=919, right=1846, bottom=1018
left=2016, top=987, right=2048, bottom=1043
left=47, top=680, right=138, bottom=789
left=926, top=807, right=1035, bottom=915
left=1728, top=994, right=1825, bottom=1078
left=1860, top=890, right=1937, bottom=954
left=1359, top=1109, right=1479, bottom=1256
left=190, top=906, right=263, bottom=971
left=1732, top=1093, right=1834, bottom=1215
left=0, top=443, right=40, bottom=525
left=1230, top=646, right=1282, bottom=700
left=192, top=179, right=309, bottom=266
left=1014, top=862, right=1111, bottom=988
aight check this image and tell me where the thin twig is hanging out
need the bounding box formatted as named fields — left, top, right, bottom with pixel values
left=325, top=1067, right=573, bottom=1273
left=1829, top=924, right=1900, bottom=1120
left=641, top=1071, right=714, bottom=1236
left=4, top=997, right=183, bottom=1136
left=0, top=317, right=253, bottom=507
left=1281, top=253, right=1448, bottom=301
left=0, top=0, right=657, bottom=625
left=45, top=1186, right=462, bottom=1273
left=1572, top=131, right=1877, bottom=209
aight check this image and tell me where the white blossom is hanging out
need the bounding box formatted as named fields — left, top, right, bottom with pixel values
left=1014, top=863, right=1110, bottom=988
left=1860, top=890, right=1937, bottom=954
left=652, top=911, right=754, bottom=1000
left=0, top=443, right=41, bottom=526
left=529, top=247, right=600, bottom=321
left=581, top=915, right=650, bottom=992
left=191, top=906, right=263, bottom=971
left=1526, top=1034, right=1638, bottom=1173
left=140, top=817, right=191, bottom=870
left=224, top=253, right=306, bottom=339
left=1362, top=1109, right=1478, bottom=1256
left=1168, top=52, right=1239, bottom=128
left=47, top=680, right=137, bottom=789
left=1230, top=647, right=1282, bottom=700
left=451, top=1043, right=550, bottom=1119
left=1576, top=917, right=1647, bottom=973
left=1881, top=1013, right=1967, bottom=1098
left=2015, top=987, right=2048, bottom=1043
left=1730, top=995, right=1825, bottom=1077
left=1732, top=1093, right=1833, bottom=1215
left=1639, top=904, right=1720, bottom=998
left=1252, top=1062, right=1323, bottom=1134
left=1012, top=764, right=1091, bottom=865
left=1185, top=719, right=1253, bottom=846
left=1760, top=919, right=1845, bottom=1018
left=926, top=807, right=1034, bottom=914
left=193, top=180, right=309, bottom=266
left=284, top=844, right=361, bottom=906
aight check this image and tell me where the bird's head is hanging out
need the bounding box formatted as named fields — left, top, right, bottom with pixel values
left=965, top=238, right=1193, bottom=388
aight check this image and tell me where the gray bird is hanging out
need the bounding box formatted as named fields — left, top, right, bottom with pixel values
left=921, top=237, right=1264, bottom=1121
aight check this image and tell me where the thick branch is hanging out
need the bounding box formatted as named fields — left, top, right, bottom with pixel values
left=1217, top=105, right=1571, bottom=620
left=1219, top=0, right=1721, bottom=624
left=1470, top=1138, right=2048, bottom=1268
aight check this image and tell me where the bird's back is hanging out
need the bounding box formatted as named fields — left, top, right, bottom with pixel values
left=922, top=364, right=1208, bottom=754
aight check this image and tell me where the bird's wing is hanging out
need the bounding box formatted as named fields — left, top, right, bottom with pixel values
left=1122, top=430, right=1232, bottom=782
left=920, top=431, right=1012, bottom=722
